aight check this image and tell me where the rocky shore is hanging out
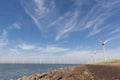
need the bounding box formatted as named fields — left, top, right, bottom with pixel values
left=18, top=64, right=120, bottom=80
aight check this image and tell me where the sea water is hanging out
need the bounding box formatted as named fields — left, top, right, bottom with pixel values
left=0, top=64, right=77, bottom=80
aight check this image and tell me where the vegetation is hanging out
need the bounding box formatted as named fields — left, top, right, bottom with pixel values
left=97, top=59, right=120, bottom=64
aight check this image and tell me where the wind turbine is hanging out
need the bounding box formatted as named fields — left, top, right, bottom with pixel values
left=10, top=49, right=19, bottom=64
left=90, top=51, right=97, bottom=63
left=39, top=54, right=43, bottom=64
left=98, top=39, right=109, bottom=61
left=13, top=52, right=16, bottom=64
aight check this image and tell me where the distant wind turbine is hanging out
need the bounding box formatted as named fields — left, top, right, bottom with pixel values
left=90, top=51, right=96, bottom=63
left=39, top=54, right=43, bottom=64
left=10, top=49, right=19, bottom=64
left=13, top=52, right=17, bottom=64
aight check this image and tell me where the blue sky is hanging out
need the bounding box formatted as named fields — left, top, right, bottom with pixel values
left=0, top=0, right=120, bottom=63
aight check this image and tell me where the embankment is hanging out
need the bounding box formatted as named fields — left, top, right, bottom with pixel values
left=18, top=64, right=120, bottom=80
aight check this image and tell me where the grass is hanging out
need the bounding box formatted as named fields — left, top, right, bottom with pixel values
left=96, top=59, right=120, bottom=64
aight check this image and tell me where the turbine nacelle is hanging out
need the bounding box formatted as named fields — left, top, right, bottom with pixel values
left=98, top=39, right=108, bottom=46
left=102, top=42, right=106, bottom=46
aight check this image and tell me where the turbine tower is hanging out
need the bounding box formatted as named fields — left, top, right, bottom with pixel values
left=93, top=51, right=97, bottom=62
left=102, top=41, right=107, bottom=61
left=13, top=51, right=17, bottom=64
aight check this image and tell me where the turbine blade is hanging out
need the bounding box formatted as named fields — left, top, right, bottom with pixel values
left=104, top=38, right=112, bottom=44
left=105, top=35, right=120, bottom=44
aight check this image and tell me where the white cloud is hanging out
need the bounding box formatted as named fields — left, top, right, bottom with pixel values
left=11, top=23, right=21, bottom=29
left=18, top=42, right=36, bottom=50
left=0, top=21, right=22, bottom=48
left=0, top=21, right=22, bottom=49
left=56, top=49, right=120, bottom=63
left=7, top=22, right=21, bottom=30
left=0, top=30, right=8, bottom=48
left=63, top=51, right=92, bottom=63
left=38, top=46, right=69, bottom=53
left=32, top=49, right=120, bottom=64
left=1, top=46, right=120, bottom=63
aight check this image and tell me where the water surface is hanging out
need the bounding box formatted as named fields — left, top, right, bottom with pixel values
left=0, top=64, right=77, bottom=80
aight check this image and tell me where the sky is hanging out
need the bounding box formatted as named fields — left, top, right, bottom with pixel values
left=0, top=0, right=120, bottom=64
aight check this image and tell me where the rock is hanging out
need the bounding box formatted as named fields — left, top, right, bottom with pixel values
left=18, top=64, right=120, bottom=80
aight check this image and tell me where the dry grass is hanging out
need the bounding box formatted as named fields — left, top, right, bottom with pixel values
left=97, top=59, right=120, bottom=64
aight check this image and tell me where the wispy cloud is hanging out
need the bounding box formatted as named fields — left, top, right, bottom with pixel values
left=108, top=25, right=120, bottom=36
left=21, top=0, right=120, bottom=40
left=82, top=0, right=120, bottom=37
left=55, top=11, right=79, bottom=40
left=9, top=22, right=21, bottom=30
left=0, top=21, right=22, bottom=48
left=6, top=21, right=22, bottom=30
left=38, top=45, right=69, bottom=53
left=88, top=24, right=110, bottom=37
left=18, top=42, right=36, bottom=50
left=0, top=30, right=8, bottom=48
left=20, top=0, right=56, bottom=30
